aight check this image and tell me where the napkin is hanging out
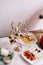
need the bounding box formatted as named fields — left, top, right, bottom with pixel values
left=0, top=37, right=12, bottom=51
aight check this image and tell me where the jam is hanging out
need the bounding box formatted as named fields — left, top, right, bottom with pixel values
left=24, top=50, right=35, bottom=61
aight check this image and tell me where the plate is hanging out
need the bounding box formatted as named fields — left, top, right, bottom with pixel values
left=18, top=32, right=37, bottom=45
left=21, top=43, right=43, bottom=65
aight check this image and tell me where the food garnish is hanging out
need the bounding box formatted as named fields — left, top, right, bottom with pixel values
left=20, top=33, right=35, bottom=43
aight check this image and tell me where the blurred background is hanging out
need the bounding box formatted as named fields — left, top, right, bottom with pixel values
left=0, top=0, right=43, bottom=37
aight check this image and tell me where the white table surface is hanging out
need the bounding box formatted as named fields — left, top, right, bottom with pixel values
left=0, top=37, right=43, bottom=65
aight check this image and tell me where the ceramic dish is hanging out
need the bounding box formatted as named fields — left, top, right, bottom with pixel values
left=21, top=43, right=43, bottom=65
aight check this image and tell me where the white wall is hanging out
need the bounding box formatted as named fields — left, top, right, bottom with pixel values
left=0, top=0, right=43, bottom=37
left=22, top=9, right=43, bottom=31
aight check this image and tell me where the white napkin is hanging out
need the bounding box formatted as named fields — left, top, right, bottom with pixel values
left=33, top=58, right=43, bottom=65
left=0, top=37, right=12, bottom=51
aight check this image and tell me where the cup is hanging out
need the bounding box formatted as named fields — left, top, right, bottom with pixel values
left=32, top=30, right=43, bottom=49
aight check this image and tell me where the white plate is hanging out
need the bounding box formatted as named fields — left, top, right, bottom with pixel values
left=21, top=43, right=43, bottom=65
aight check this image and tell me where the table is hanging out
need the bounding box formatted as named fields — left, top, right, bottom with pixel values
left=0, top=37, right=30, bottom=65
left=0, top=37, right=43, bottom=65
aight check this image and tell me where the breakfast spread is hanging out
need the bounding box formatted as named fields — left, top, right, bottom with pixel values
left=1, top=21, right=43, bottom=65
